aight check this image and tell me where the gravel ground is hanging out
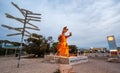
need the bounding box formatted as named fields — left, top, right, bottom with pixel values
left=0, top=56, right=58, bottom=73
left=0, top=56, right=120, bottom=73
left=73, top=59, right=120, bottom=73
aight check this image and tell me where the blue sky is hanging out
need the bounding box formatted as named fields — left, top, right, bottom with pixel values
left=0, top=0, right=120, bottom=49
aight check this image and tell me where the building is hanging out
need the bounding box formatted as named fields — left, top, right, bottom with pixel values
left=0, top=42, right=19, bottom=55
left=90, top=48, right=107, bottom=53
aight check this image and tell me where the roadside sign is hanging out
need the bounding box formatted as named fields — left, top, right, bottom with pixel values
left=107, top=35, right=118, bottom=57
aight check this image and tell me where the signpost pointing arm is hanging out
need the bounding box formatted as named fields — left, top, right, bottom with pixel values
left=1, top=2, right=41, bottom=68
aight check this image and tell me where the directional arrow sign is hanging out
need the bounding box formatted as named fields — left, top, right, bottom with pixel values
left=7, top=33, right=22, bottom=36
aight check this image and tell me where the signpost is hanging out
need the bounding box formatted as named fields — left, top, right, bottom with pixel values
left=1, top=2, right=41, bottom=68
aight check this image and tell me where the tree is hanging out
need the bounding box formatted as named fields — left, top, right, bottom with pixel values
left=10, top=42, right=21, bottom=46
left=50, top=43, right=78, bottom=55
left=69, top=45, right=77, bottom=54
left=24, top=33, right=50, bottom=57
left=50, top=42, right=58, bottom=54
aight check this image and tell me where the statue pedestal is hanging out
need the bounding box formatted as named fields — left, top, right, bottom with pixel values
left=44, top=55, right=88, bottom=65
left=59, top=56, right=88, bottom=65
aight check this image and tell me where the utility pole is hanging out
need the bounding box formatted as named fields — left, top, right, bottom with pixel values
left=1, top=2, right=41, bottom=68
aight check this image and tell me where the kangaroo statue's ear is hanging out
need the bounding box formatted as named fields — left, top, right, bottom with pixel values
left=63, top=26, right=67, bottom=30
left=63, top=26, right=68, bottom=30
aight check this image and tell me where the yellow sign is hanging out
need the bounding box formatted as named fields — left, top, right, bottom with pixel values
left=108, top=36, right=114, bottom=41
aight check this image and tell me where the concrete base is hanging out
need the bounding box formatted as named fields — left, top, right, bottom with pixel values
left=44, top=55, right=88, bottom=65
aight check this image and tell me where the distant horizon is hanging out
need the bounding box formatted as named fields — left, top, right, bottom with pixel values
left=1, top=39, right=119, bottom=50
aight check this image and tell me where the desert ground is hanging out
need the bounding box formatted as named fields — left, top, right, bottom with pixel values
left=0, top=56, right=120, bottom=73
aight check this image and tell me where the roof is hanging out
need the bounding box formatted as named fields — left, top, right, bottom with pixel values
left=2, top=45, right=19, bottom=49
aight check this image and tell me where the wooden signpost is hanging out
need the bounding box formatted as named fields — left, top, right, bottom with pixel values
left=1, top=2, right=41, bottom=68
